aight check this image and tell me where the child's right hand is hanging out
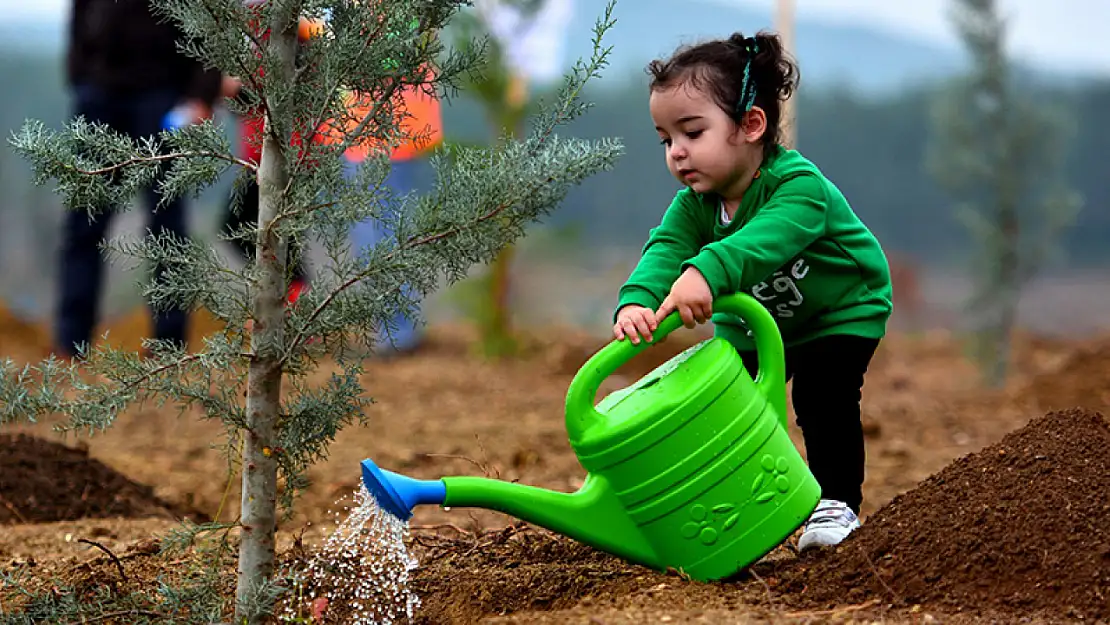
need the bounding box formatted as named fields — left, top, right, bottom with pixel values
left=614, top=305, right=659, bottom=345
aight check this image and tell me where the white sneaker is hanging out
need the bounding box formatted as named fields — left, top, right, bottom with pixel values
left=797, top=499, right=860, bottom=552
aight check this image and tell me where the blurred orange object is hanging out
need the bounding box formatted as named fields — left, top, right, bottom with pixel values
left=338, top=82, right=444, bottom=163
left=298, top=16, right=324, bottom=41
left=293, top=8, right=444, bottom=162
left=237, top=10, right=443, bottom=165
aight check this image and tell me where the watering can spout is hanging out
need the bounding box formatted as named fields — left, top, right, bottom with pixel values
left=360, top=458, right=660, bottom=569
left=360, top=459, right=447, bottom=521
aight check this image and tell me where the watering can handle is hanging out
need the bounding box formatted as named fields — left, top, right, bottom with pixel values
left=565, top=293, right=788, bottom=442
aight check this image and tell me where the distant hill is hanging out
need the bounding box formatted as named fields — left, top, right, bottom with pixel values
left=553, top=0, right=1089, bottom=94
left=0, top=0, right=1092, bottom=96
left=562, top=0, right=965, bottom=93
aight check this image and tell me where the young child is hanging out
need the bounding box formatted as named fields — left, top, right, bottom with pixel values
left=612, top=31, right=893, bottom=551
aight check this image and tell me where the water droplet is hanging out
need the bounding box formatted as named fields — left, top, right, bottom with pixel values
left=279, top=485, right=422, bottom=624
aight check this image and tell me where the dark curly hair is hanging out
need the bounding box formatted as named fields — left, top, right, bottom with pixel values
left=647, top=30, right=799, bottom=159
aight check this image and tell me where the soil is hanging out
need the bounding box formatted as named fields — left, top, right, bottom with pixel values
left=782, top=407, right=1110, bottom=621
left=402, top=408, right=1110, bottom=624
left=0, top=433, right=207, bottom=526
left=1020, top=336, right=1110, bottom=413
left=2, top=307, right=1110, bottom=624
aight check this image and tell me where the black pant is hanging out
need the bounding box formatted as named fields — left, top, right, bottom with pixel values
left=57, top=84, right=188, bottom=356
left=737, top=334, right=880, bottom=514
left=221, top=178, right=307, bottom=283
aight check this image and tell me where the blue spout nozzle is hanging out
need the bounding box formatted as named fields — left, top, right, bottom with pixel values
left=359, top=458, right=447, bottom=521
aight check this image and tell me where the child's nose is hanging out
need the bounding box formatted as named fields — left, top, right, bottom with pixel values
left=669, top=143, right=687, bottom=160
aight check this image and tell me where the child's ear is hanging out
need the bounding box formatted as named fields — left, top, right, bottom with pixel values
left=740, top=107, right=768, bottom=144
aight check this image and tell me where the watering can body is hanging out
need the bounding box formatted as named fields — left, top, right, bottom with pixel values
left=360, top=293, right=820, bottom=582
left=563, top=294, right=822, bottom=580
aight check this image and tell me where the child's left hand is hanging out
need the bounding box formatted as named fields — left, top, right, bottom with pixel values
left=656, top=267, right=713, bottom=328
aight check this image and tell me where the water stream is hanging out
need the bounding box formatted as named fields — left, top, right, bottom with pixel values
left=282, top=486, right=421, bottom=624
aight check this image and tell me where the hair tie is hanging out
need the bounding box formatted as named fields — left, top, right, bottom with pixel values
left=737, top=37, right=760, bottom=114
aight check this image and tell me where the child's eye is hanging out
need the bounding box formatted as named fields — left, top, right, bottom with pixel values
left=685, top=130, right=703, bottom=140
left=659, top=138, right=672, bottom=147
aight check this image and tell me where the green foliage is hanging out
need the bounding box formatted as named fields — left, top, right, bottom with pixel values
left=10, top=41, right=1110, bottom=320
left=926, top=0, right=1081, bottom=386
left=4, top=0, right=622, bottom=621
left=440, top=220, right=585, bottom=356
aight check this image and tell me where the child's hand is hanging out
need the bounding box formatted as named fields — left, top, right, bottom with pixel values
left=614, top=305, right=658, bottom=345
left=656, top=267, right=713, bottom=328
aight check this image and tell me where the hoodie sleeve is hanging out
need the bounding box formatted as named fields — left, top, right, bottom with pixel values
left=615, top=192, right=705, bottom=320
left=682, top=174, right=829, bottom=297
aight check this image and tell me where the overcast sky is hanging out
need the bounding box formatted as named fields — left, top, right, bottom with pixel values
left=720, top=0, right=1110, bottom=73
left=5, top=0, right=1109, bottom=74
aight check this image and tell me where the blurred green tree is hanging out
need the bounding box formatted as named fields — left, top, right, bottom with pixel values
left=444, top=0, right=574, bottom=357
left=928, top=0, right=1081, bottom=386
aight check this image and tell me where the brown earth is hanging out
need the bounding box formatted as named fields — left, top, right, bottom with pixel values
left=1021, top=337, right=1110, bottom=413
left=783, top=407, right=1110, bottom=621
left=404, top=408, right=1110, bottom=624
left=0, top=433, right=207, bottom=526
left=2, top=306, right=1110, bottom=623
left=0, top=304, right=228, bottom=363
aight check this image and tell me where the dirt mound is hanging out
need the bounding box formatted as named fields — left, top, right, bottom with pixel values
left=405, top=526, right=823, bottom=625
left=0, top=433, right=207, bottom=525
left=784, top=408, right=1110, bottom=621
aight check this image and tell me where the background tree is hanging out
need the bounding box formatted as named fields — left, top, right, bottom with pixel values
left=3, top=0, right=620, bottom=622
left=927, top=0, right=1081, bottom=387
left=445, top=0, right=574, bottom=357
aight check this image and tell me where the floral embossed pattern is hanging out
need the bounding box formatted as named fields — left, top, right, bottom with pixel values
left=679, top=455, right=792, bottom=546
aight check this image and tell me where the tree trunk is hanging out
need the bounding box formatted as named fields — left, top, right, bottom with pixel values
left=486, top=245, right=514, bottom=353
left=987, top=204, right=1020, bottom=388
left=235, top=6, right=299, bottom=623
left=988, top=290, right=1017, bottom=387
left=481, top=73, right=528, bottom=357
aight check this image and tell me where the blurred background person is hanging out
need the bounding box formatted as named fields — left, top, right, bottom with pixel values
left=57, top=0, right=222, bottom=358
left=342, top=18, right=445, bottom=357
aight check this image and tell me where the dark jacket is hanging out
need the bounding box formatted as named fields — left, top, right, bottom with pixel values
left=66, top=0, right=221, bottom=104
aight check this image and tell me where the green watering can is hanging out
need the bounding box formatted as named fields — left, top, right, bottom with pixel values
left=360, top=293, right=821, bottom=580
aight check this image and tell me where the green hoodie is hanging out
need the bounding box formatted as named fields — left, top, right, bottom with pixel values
left=616, top=146, right=893, bottom=351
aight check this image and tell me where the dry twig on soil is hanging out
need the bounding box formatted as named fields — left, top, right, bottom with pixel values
left=782, top=599, right=881, bottom=619
left=77, top=538, right=127, bottom=582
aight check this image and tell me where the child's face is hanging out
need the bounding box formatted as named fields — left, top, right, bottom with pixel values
left=650, top=82, right=764, bottom=200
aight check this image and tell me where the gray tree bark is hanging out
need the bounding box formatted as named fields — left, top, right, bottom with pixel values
left=235, top=4, right=300, bottom=622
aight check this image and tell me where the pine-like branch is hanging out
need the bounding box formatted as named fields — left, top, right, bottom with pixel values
left=3, top=1, right=623, bottom=621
